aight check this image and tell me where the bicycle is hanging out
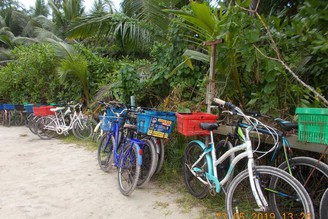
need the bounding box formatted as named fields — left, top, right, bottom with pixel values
left=97, top=102, right=160, bottom=188
left=35, top=102, right=94, bottom=140
left=320, top=188, right=328, bottom=218
left=97, top=101, right=144, bottom=196
left=2, top=104, right=24, bottom=126
left=180, top=98, right=314, bottom=218
left=218, top=112, right=328, bottom=218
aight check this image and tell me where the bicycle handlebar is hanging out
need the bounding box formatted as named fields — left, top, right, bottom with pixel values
left=212, top=98, right=236, bottom=110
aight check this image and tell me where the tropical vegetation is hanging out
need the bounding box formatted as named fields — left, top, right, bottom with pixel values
left=0, top=0, right=327, bottom=196
left=1, top=0, right=326, bottom=111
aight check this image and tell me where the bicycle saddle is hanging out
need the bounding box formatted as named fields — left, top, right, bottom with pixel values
left=50, top=107, right=66, bottom=112
left=199, top=123, right=219, bottom=131
left=275, top=118, right=298, bottom=132
left=123, top=123, right=137, bottom=130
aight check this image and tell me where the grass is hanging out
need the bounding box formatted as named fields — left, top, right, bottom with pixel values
left=59, top=134, right=98, bottom=151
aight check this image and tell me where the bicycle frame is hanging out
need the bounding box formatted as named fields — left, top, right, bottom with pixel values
left=189, top=125, right=268, bottom=211
left=49, top=106, right=84, bottom=135
left=101, top=110, right=143, bottom=168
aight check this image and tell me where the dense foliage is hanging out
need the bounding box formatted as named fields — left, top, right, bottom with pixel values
left=0, top=0, right=327, bottom=113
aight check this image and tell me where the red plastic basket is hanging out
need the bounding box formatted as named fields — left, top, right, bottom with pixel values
left=33, top=106, right=56, bottom=116
left=176, top=112, right=218, bottom=136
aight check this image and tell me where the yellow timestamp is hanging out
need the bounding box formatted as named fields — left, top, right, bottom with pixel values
left=216, top=212, right=312, bottom=219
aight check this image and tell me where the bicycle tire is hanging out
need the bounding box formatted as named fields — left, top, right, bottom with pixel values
left=72, top=118, right=95, bottom=140
left=118, top=143, right=140, bottom=196
left=277, top=156, right=328, bottom=218
left=137, top=138, right=158, bottom=188
left=0, top=110, right=3, bottom=125
left=25, top=112, right=34, bottom=127
left=97, top=133, right=114, bottom=172
left=36, top=116, right=57, bottom=140
left=320, top=188, right=328, bottom=219
left=92, top=121, right=102, bottom=142
left=28, top=116, right=39, bottom=134
left=12, top=111, right=24, bottom=126
left=6, top=111, right=11, bottom=127
left=153, top=138, right=165, bottom=174
left=183, top=141, right=209, bottom=199
left=225, top=166, right=314, bottom=219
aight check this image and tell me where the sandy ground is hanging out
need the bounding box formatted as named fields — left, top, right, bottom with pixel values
left=0, top=126, right=205, bottom=219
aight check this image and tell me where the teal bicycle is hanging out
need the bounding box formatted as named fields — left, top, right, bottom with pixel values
left=181, top=98, right=315, bottom=218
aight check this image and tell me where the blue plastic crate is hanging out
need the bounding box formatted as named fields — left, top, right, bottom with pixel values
left=137, top=110, right=176, bottom=138
left=24, top=104, right=34, bottom=113
left=3, top=104, right=15, bottom=110
left=100, top=115, right=124, bottom=132
left=0, top=104, right=3, bottom=110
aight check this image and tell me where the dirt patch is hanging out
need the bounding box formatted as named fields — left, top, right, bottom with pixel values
left=0, top=126, right=204, bottom=219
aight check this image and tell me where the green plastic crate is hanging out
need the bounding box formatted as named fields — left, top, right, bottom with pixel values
left=295, top=108, right=328, bottom=145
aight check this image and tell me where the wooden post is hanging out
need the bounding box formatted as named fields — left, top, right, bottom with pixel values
left=203, top=39, right=223, bottom=113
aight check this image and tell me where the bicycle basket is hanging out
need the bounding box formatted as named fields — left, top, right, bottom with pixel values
left=24, top=104, right=34, bottom=113
left=176, top=112, right=218, bottom=136
left=296, top=108, right=328, bottom=145
left=137, top=110, right=176, bottom=139
left=33, top=106, right=56, bottom=116
left=14, top=104, right=25, bottom=111
left=3, top=104, right=15, bottom=110
left=100, top=115, right=124, bottom=132
left=106, top=107, right=127, bottom=117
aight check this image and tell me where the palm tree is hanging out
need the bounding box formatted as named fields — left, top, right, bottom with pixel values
left=88, top=0, right=115, bottom=15
left=165, top=2, right=246, bottom=104
left=33, top=0, right=50, bottom=17
left=48, top=0, right=85, bottom=38
left=66, top=0, right=187, bottom=55
left=51, top=40, right=90, bottom=105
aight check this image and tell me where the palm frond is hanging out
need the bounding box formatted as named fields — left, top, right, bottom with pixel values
left=12, top=37, right=40, bottom=44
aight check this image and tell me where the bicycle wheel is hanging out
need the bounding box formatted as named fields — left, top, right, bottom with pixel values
left=278, top=156, right=328, bottom=218
left=72, top=118, right=95, bottom=140
left=28, top=116, right=39, bottom=134
left=320, top=188, right=328, bottom=219
left=25, top=112, right=34, bottom=127
left=153, top=138, right=165, bottom=174
left=92, top=121, right=102, bottom=142
left=137, top=138, right=158, bottom=188
left=5, top=111, right=11, bottom=127
left=12, top=111, right=24, bottom=126
left=0, top=110, right=3, bottom=125
left=226, top=166, right=314, bottom=219
left=97, top=133, right=114, bottom=172
left=118, top=142, right=140, bottom=196
left=36, top=116, right=57, bottom=140
left=183, top=141, right=209, bottom=199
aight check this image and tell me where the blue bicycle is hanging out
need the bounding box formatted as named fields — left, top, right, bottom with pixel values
left=97, top=101, right=144, bottom=196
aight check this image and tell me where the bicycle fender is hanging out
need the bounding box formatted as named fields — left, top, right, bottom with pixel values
left=133, top=143, right=142, bottom=166
left=189, top=140, right=214, bottom=176
left=130, top=138, right=144, bottom=166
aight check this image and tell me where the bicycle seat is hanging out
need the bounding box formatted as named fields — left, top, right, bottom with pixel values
left=199, top=123, right=219, bottom=131
left=50, top=107, right=66, bottom=112
left=275, top=118, right=298, bottom=132
left=123, top=123, right=137, bottom=130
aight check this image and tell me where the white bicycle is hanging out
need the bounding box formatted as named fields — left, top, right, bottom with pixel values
left=36, top=102, right=95, bottom=140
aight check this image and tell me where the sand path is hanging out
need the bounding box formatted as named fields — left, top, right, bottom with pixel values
left=0, top=126, right=203, bottom=219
